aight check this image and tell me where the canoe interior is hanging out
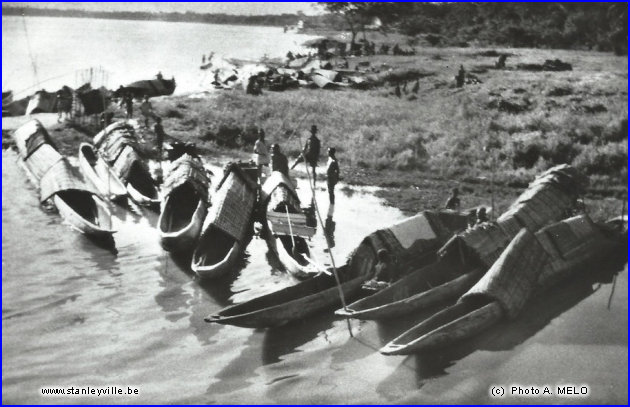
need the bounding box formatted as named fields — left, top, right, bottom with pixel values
left=56, top=189, right=110, bottom=229
left=160, top=183, right=201, bottom=233
left=128, top=161, right=158, bottom=199
left=390, top=299, right=491, bottom=346
left=81, top=144, right=98, bottom=168
left=215, top=267, right=349, bottom=317
left=193, top=226, right=236, bottom=268
left=277, top=235, right=310, bottom=266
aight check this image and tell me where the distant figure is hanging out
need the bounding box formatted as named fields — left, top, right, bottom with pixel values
left=270, top=144, right=289, bottom=177
left=154, top=116, right=166, bottom=159
left=476, top=207, right=489, bottom=224
left=412, top=79, right=420, bottom=94
left=456, top=65, right=466, bottom=88
left=326, top=147, right=340, bottom=205
left=246, top=76, right=262, bottom=95
left=291, top=125, right=321, bottom=182
left=445, top=188, right=461, bottom=211
left=466, top=209, right=477, bottom=230
left=286, top=51, right=295, bottom=61
left=402, top=81, right=408, bottom=94
left=124, top=93, right=133, bottom=119
left=156, top=71, right=164, bottom=81
left=100, top=111, right=114, bottom=129
left=394, top=84, right=401, bottom=98
left=140, top=95, right=153, bottom=128
left=253, top=129, right=270, bottom=181
left=495, top=54, right=507, bottom=69
left=373, top=249, right=395, bottom=283
left=202, top=54, right=206, bottom=64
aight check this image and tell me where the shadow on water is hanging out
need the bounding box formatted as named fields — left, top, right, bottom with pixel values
left=262, top=310, right=337, bottom=366
left=84, top=233, right=118, bottom=254
left=377, top=253, right=628, bottom=391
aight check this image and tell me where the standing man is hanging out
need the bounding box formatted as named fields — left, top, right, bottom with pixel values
left=291, top=124, right=320, bottom=182
left=124, top=93, right=133, bottom=120
left=253, top=129, right=270, bottom=181
left=140, top=95, right=153, bottom=128
left=326, top=147, right=339, bottom=205
left=270, top=144, right=289, bottom=177
left=154, top=117, right=166, bottom=159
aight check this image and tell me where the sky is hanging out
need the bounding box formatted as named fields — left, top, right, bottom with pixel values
left=3, top=2, right=323, bottom=15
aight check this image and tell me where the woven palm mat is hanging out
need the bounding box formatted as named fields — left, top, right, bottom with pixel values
left=163, top=154, right=210, bottom=203
left=206, top=171, right=256, bottom=240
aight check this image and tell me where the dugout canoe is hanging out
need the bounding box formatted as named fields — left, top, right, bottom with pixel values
left=338, top=165, right=589, bottom=321
left=94, top=121, right=160, bottom=207
left=205, top=210, right=470, bottom=328
left=158, top=153, right=211, bottom=253
left=191, top=163, right=257, bottom=278
left=25, top=90, right=57, bottom=115
left=78, top=143, right=128, bottom=202
left=12, top=120, right=115, bottom=237
left=261, top=171, right=317, bottom=279
left=380, top=214, right=626, bottom=355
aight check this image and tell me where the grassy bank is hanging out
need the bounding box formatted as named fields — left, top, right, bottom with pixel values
left=146, top=46, right=626, bottom=218
left=3, top=46, right=625, bottom=221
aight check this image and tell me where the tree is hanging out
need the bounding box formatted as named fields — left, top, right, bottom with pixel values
left=317, top=2, right=371, bottom=45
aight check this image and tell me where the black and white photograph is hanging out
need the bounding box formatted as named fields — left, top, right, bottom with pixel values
left=2, top=1, right=628, bottom=404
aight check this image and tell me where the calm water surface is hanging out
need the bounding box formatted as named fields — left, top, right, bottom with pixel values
left=2, top=149, right=627, bottom=404
left=2, top=16, right=317, bottom=97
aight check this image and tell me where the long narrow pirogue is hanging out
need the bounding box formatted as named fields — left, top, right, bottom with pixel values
left=191, top=163, right=257, bottom=278
left=205, top=210, right=469, bottom=328
left=336, top=164, right=587, bottom=320
left=12, top=119, right=115, bottom=237
left=261, top=171, right=316, bottom=279
left=158, top=152, right=211, bottom=252
left=78, top=143, right=128, bottom=202
left=380, top=214, right=627, bottom=355
left=93, top=121, right=159, bottom=206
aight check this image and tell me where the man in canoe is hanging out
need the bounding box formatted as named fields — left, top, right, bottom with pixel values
left=291, top=124, right=320, bottom=182
left=326, top=147, right=340, bottom=205
left=445, top=187, right=461, bottom=211
left=253, top=129, right=270, bottom=182
left=270, top=144, right=289, bottom=177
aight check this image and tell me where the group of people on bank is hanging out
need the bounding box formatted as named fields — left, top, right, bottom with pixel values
left=253, top=124, right=340, bottom=205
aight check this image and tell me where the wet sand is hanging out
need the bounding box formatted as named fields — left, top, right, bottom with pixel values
left=2, top=148, right=627, bottom=404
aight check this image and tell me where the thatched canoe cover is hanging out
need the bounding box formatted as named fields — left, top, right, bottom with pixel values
left=162, top=154, right=211, bottom=204
left=12, top=120, right=98, bottom=201
left=444, top=165, right=588, bottom=267
left=461, top=214, right=609, bottom=319
left=461, top=228, right=548, bottom=319
left=261, top=171, right=300, bottom=212
left=203, top=165, right=257, bottom=241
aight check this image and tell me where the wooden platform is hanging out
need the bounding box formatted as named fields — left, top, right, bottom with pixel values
left=267, top=211, right=315, bottom=238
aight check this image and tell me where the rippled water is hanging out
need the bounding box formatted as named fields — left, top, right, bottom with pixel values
left=2, top=16, right=317, bottom=97
left=2, top=148, right=627, bottom=404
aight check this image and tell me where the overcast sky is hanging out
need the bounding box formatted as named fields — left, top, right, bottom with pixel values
left=3, top=2, right=323, bottom=15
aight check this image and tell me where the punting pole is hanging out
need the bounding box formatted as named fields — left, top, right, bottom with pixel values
left=293, top=125, right=353, bottom=338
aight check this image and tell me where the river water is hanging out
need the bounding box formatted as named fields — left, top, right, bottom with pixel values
left=2, top=15, right=317, bottom=98
left=2, top=147, right=627, bottom=404
left=2, top=15, right=628, bottom=405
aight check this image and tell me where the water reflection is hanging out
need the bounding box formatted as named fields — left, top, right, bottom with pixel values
left=324, top=215, right=336, bottom=250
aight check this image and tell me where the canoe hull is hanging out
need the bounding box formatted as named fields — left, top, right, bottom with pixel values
left=78, top=143, right=127, bottom=202
left=53, top=193, right=115, bottom=237
left=159, top=198, right=207, bottom=253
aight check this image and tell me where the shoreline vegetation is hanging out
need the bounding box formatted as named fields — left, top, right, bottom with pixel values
left=2, top=5, right=627, bottom=222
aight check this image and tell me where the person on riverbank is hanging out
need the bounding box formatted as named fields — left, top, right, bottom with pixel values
left=456, top=65, right=466, bottom=87
left=326, top=147, right=339, bottom=205
left=154, top=117, right=166, bottom=159
left=291, top=125, right=320, bottom=182
left=270, top=144, right=289, bottom=177
left=140, top=96, right=153, bottom=128
left=253, top=129, right=270, bottom=181
left=124, top=93, right=133, bottom=120
left=476, top=207, right=489, bottom=224
left=156, top=71, right=164, bottom=81
left=445, top=188, right=461, bottom=211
